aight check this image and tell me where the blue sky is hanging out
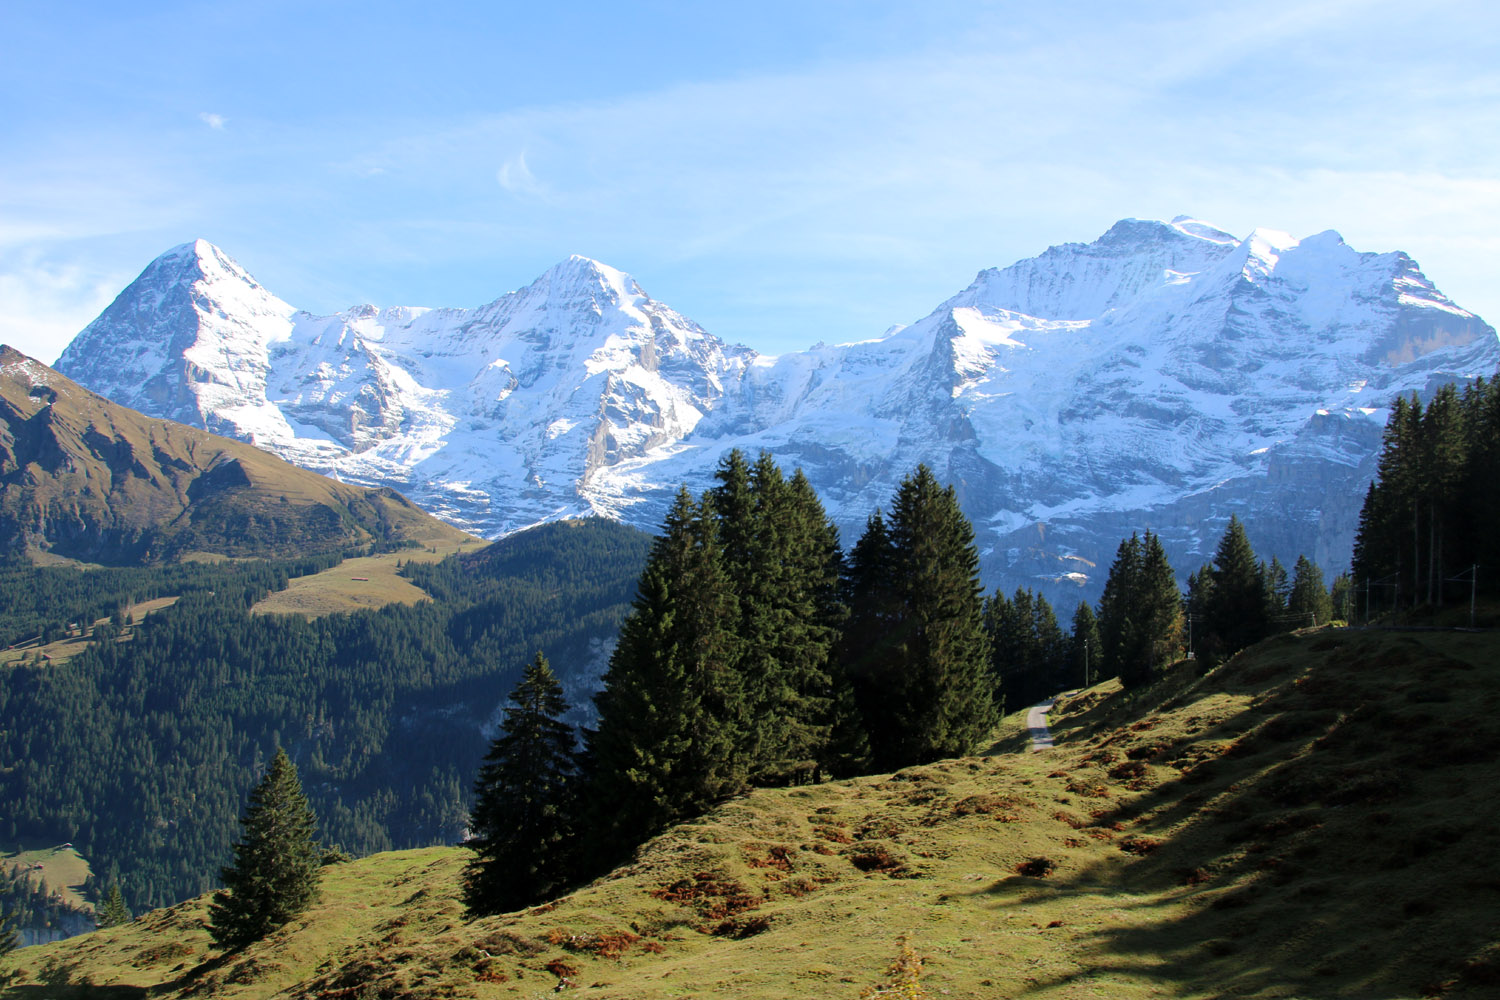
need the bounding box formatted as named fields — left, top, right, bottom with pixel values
left=3, top=0, right=1498, bottom=362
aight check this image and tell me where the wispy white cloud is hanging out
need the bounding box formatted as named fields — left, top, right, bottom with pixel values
left=496, top=151, right=543, bottom=197
left=199, top=112, right=226, bottom=130
left=0, top=253, right=128, bottom=364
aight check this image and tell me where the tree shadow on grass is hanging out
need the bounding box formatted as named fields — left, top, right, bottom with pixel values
left=967, top=629, right=1500, bottom=998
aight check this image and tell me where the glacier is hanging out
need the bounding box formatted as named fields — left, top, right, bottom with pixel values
left=53, top=218, right=1500, bottom=604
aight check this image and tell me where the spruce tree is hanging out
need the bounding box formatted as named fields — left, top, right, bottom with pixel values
left=1097, top=534, right=1142, bottom=682
left=0, top=894, right=17, bottom=955
left=207, top=748, right=321, bottom=950
left=584, top=488, right=745, bottom=866
left=97, top=882, right=131, bottom=928
left=1138, top=532, right=1183, bottom=673
left=1069, top=601, right=1102, bottom=689
left=1098, top=532, right=1181, bottom=686
left=837, top=510, right=899, bottom=770
left=1329, top=572, right=1355, bottom=623
left=1205, top=516, right=1268, bottom=656
left=464, top=652, right=577, bottom=916
left=1263, top=556, right=1290, bottom=623
left=710, top=452, right=843, bottom=784
left=1287, top=555, right=1333, bottom=629
left=861, top=465, right=995, bottom=769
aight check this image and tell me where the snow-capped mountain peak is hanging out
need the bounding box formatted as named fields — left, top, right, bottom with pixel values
left=55, top=219, right=1500, bottom=600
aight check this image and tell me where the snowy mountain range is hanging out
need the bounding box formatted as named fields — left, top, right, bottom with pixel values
left=53, top=218, right=1500, bottom=601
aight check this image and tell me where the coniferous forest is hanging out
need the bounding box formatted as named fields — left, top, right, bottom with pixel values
left=0, top=519, right=652, bottom=912
left=1353, top=377, right=1500, bottom=613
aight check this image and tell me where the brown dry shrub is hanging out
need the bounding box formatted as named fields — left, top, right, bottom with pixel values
left=855, top=815, right=906, bottom=840
left=134, top=941, right=195, bottom=967
left=557, top=931, right=642, bottom=959
left=782, top=877, right=822, bottom=898
left=848, top=844, right=911, bottom=876
left=746, top=845, right=796, bottom=871
left=1181, top=867, right=1211, bottom=886
left=546, top=958, right=579, bottom=980
left=641, top=941, right=665, bottom=955
left=1053, top=810, right=1085, bottom=829
left=1127, top=743, right=1166, bottom=760
left=1119, top=836, right=1162, bottom=856
left=476, top=929, right=547, bottom=957
left=1108, top=760, right=1148, bottom=781
left=650, top=872, right=761, bottom=921
left=814, top=825, right=852, bottom=844
left=1066, top=778, right=1111, bottom=798
left=712, top=914, right=772, bottom=939
left=474, top=959, right=509, bottom=983
left=1014, top=857, right=1056, bottom=877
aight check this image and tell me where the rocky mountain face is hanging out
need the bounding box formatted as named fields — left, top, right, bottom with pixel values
left=55, top=220, right=1499, bottom=600
left=0, top=346, right=469, bottom=563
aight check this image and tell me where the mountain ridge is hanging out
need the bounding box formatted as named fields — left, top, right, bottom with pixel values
left=0, top=345, right=469, bottom=563
left=53, top=219, right=1500, bottom=598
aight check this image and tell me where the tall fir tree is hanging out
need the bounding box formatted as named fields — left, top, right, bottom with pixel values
left=855, top=465, right=995, bottom=769
left=464, top=652, right=578, bottom=916
left=1069, top=601, right=1102, bottom=689
left=207, top=748, right=322, bottom=950
left=584, top=488, right=746, bottom=866
left=836, top=510, right=900, bottom=772
left=97, top=882, right=131, bottom=928
left=710, top=452, right=844, bottom=784
left=1097, top=532, right=1182, bottom=686
left=0, top=893, right=17, bottom=955
left=1204, top=516, right=1269, bottom=657
left=1262, top=556, right=1290, bottom=623
left=1287, top=556, right=1333, bottom=628
left=1097, top=534, right=1142, bottom=682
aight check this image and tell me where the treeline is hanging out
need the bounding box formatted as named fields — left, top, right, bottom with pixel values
left=981, top=519, right=1343, bottom=708
left=1354, top=376, right=1500, bottom=612
left=0, top=519, right=650, bottom=912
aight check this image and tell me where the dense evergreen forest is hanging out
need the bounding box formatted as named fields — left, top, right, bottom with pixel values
left=1353, top=376, right=1500, bottom=613
left=0, top=519, right=651, bottom=912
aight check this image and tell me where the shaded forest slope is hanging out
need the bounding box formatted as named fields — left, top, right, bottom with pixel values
left=9, top=625, right=1498, bottom=999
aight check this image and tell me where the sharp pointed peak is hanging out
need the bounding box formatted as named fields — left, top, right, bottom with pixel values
left=527, top=254, right=642, bottom=301
left=145, top=239, right=257, bottom=283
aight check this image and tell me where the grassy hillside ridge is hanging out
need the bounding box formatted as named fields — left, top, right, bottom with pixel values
left=0, top=345, right=470, bottom=563
left=8, top=625, right=1497, bottom=999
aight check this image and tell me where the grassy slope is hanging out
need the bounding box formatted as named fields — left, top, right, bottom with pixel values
left=0, top=845, right=93, bottom=911
left=7, top=627, right=1499, bottom=999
